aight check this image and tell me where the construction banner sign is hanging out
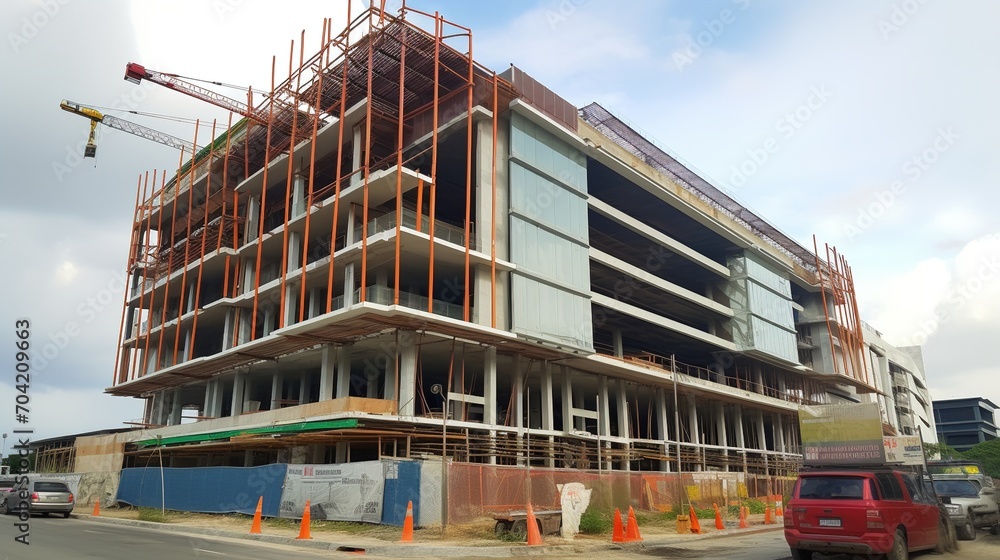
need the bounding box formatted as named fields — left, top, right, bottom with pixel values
left=799, top=403, right=886, bottom=465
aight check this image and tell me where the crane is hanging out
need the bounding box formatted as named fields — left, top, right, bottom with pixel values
left=60, top=99, right=198, bottom=158
left=124, top=63, right=269, bottom=124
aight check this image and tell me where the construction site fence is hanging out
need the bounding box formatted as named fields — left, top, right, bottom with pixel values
left=446, top=462, right=796, bottom=524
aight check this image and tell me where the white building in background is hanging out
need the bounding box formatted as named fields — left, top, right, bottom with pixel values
left=863, top=323, right=938, bottom=444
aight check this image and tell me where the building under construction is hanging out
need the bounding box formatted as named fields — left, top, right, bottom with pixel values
left=101, top=4, right=916, bottom=517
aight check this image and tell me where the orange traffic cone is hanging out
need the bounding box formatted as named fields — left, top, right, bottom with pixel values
left=764, top=502, right=773, bottom=525
left=525, top=504, right=543, bottom=546
left=624, top=506, right=643, bottom=542
left=250, top=496, right=263, bottom=534
left=688, top=505, right=702, bottom=534
left=91, top=500, right=100, bottom=517
left=297, top=500, right=313, bottom=540
left=612, top=507, right=626, bottom=543
left=713, top=502, right=724, bottom=530
left=738, top=505, right=749, bottom=528
left=776, top=500, right=784, bottom=519
left=400, top=500, right=414, bottom=542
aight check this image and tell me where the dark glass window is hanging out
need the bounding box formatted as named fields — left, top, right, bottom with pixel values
left=798, top=476, right=865, bottom=499
left=875, top=473, right=904, bottom=501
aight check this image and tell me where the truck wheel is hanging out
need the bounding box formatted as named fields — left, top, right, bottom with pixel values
left=886, top=529, right=908, bottom=560
left=957, top=515, right=976, bottom=541
left=510, top=519, right=527, bottom=540
left=935, top=512, right=959, bottom=553
left=494, top=520, right=511, bottom=536
left=789, top=548, right=813, bottom=560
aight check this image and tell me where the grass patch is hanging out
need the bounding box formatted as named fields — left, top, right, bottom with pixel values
left=137, top=507, right=170, bottom=523
left=579, top=508, right=614, bottom=534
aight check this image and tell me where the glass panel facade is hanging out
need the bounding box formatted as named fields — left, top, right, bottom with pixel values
left=508, top=112, right=592, bottom=351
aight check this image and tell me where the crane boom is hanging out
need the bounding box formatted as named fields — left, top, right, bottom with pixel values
left=60, top=99, right=197, bottom=157
left=124, top=63, right=268, bottom=124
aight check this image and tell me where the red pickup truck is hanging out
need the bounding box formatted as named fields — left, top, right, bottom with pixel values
left=784, top=468, right=954, bottom=560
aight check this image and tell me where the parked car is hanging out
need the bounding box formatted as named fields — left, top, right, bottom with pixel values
left=929, top=477, right=999, bottom=540
left=0, top=476, right=74, bottom=518
left=784, top=468, right=951, bottom=560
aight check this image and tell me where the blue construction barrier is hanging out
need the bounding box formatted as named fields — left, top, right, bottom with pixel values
left=381, top=459, right=421, bottom=526
left=116, top=464, right=287, bottom=516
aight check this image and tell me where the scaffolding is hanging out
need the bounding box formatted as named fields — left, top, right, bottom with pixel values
left=113, top=3, right=517, bottom=387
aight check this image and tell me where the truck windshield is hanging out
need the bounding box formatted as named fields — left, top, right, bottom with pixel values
left=932, top=480, right=979, bottom=498
left=799, top=476, right=865, bottom=500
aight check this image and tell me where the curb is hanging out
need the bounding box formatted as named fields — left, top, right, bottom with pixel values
left=80, top=515, right=783, bottom=557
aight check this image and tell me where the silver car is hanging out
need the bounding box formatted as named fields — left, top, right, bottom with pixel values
left=1, top=477, right=74, bottom=518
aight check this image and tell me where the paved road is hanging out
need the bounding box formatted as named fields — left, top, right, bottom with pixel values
left=0, top=516, right=338, bottom=560
left=0, top=516, right=996, bottom=559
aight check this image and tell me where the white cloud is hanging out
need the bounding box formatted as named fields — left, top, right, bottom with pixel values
left=54, top=261, right=78, bottom=285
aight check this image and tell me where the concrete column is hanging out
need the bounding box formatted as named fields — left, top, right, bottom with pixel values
left=473, top=119, right=509, bottom=329
left=687, top=395, right=700, bottom=445
left=299, top=372, right=311, bottom=405
left=319, top=345, right=337, bottom=401
left=263, top=306, right=275, bottom=337
left=366, top=367, right=379, bottom=398
left=757, top=410, right=767, bottom=451
left=146, top=347, right=158, bottom=375
left=242, top=258, right=255, bottom=295
left=245, top=195, right=260, bottom=242
left=484, top=347, right=497, bottom=426
left=183, top=328, right=194, bottom=362
left=561, top=367, right=574, bottom=432
left=572, top=378, right=585, bottom=431
left=203, top=381, right=215, bottom=419
left=169, top=388, right=183, bottom=425
left=598, top=375, right=611, bottom=437
left=336, top=442, right=349, bottom=463
left=774, top=413, right=786, bottom=453
left=308, top=287, right=321, bottom=319
left=616, top=379, right=629, bottom=439
left=343, top=263, right=356, bottom=308
left=336, top=343, right=352, bottom=398
left=398, top=332, right=417, bottom=416
left=612, top=329, right=623, bottom=358
left=222, top=309, right=234, bottom=350
left=656, top=388, right=670, bottom=472
left=717, top=403, right=729, bottom=472
left=734, top=404, right=745, bottom=448
left=187, top=283, right=197, bottom=314
left=238, top=309, right=252, bottom=344
left=513, top=357, right=525, bottom=434
left=292, top=174, right=306, bottom=218
left=232, top=371, right=246, bottom=416
left=271, top=373, right=283, bottom=410
left=540, top=362, right=554, bottom=431
left=384, top=340, right=398, bottom=401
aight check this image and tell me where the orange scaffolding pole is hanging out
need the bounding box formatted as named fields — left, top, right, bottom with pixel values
left=188, top=120, right=218, bottom=360
left=326, top=3, right=352, bottom=314
left=462, top=27, right=473, bottom=322
left=278, top=37, right=302, bottom=328
left=114, top=173, right=145, bottom=385
left=393, top=23, right=407, bottom=306
left=299, top=20, right=328, bottom=323
left=490, top=71, right=498, bottom=329
left=172, top=121, right=201, bottom=365
left=359, top=14, right=376, bottom=304
left=426, top=12, right=441, bottom=313
left=250, top=57, right=279, bottom=340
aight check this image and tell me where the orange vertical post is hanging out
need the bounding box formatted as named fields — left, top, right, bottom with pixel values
left=250, top=57, right=278, bottom=340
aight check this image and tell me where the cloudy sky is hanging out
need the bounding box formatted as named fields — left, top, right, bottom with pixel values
left=1, top=0, right=996, bottom=443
